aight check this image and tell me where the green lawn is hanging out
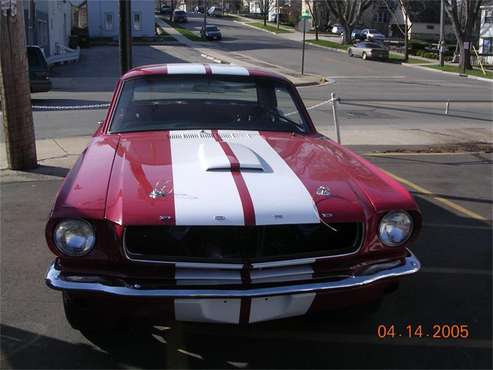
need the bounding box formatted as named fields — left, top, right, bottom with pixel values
left=306, top=39, right=349, bottom=50
left=427, top=64, right=493, bottom=79
left=169, top=22, right=202, bottom=41
left=389, top=52, right=427, bottom=64
left=249, top=22, right=293, bottom=33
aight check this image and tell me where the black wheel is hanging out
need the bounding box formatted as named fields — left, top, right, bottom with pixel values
left=348, top=49, right=353, bottom=57
left=63, top=292, right=120, bottom=331
left=362, top=52, right=368, bottom=60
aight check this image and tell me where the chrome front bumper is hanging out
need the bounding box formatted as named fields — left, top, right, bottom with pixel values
left=45, top=251, right=420, bottom=298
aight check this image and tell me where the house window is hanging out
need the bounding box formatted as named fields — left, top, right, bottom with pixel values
left=375, top=11, right=389, bottom=23
left=485, top=9, right=493, bottom=24
left=483, top=38, right=493, bottom=54
left=133, top=12, right=142, bottom=31
left=104, top=13, right=113, bottom=31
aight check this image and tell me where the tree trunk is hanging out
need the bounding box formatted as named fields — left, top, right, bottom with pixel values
left=458, top=41, right=472, bottom=72
left=343, top=25, right=351, bottom=44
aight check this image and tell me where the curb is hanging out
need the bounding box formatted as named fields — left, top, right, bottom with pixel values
left=233, top=20, right=294, bottom=36
left=305, top=40, right=346, bottom=54
left=402, top=63, right=493, bottom=83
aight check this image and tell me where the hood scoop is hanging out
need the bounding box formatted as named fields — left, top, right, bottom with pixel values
left=198, top=142, right=264, bottom=171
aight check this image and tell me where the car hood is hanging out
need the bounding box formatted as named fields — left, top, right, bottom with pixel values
left=104, top=130, right=417, bottom=226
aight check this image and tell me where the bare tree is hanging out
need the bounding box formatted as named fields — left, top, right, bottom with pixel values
left=305, top=0, right=319, bottom=40
left=259, top=0, right=275, bottom=25
left=323, top=0, right=373, bottom=44
left=443, top=0, right=483, bottom=71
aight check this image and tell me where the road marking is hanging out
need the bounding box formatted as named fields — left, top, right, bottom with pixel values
left=423, top=223, right=491, bottom=230
left=383, top=170, right=487, bottom=221
left=326, top=75, right=406, bottom=79
left=366, top=151, right=490, bottom=157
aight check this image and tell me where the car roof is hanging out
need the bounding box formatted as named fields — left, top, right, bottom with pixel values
left=121, top=63, right=288, bottom=81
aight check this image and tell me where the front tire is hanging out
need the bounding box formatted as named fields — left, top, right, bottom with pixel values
left=63, top=292, right=120, bottom=331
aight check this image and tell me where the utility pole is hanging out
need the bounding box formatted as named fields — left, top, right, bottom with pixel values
left=439, top=0, right=445, bottom=66
left=119, top=0, right=132, bottom=75
left=404, top=11, right=409, bottom=62
left=202, top=0, right=207, bottom=39
left=276, top=0, right=279, bottom=32
left=0, top=0, right=37, bottom=170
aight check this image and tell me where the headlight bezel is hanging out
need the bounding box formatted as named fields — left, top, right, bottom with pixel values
left=53, top=218, right=96, bottom=256
left=378, top=210, right=414, bottom=247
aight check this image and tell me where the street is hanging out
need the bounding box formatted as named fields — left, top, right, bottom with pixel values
left=11, top=14, right=491, bottom=144
left=1, top=11, right=492, bottom=370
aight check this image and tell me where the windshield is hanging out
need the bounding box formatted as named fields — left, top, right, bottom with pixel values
left=110, top=76, right=309, bottom=134
left=207, top=26, right=219, bottom=31
left=360, top=42, right=384, bottom=48
left=27, top=47, right=46, bottom=68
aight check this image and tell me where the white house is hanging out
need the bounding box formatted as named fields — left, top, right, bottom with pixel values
left=479, top=1, right=493, bottom=65
left=393, top=1, right=455, bottom=42
left=87, top=0, right=155, bottom=39
left=23, top=0, right=73, bottom=58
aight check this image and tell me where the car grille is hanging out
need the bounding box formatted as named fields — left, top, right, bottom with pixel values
left=123, top=223, right=363, bottom=264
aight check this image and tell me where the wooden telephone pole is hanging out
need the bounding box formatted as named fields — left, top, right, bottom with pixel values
left=0, top=0, right=37, bottom=170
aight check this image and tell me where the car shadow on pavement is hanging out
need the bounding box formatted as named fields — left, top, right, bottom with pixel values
left=1, top=195, right=491, bottom=369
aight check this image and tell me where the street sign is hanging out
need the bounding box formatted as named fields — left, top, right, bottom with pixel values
left=300, top=10, right=310, bottom=20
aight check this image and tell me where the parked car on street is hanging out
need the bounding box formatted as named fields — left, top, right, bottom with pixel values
left=351, top=28, right=365, bottom=41
left=348, top=42, right=389, bottom=61
left=207, top=6, right=223, bottom=16
left=27, top=45, right=52, bottom=93
left=361, top=28, right=385, bottom=41
left=200, top=25, right=222, bottom=40
left=45, top=63, right=421, bottom=330
left=172, top=9, right=187, bottom=22
left=160, top=4, right=172, bottom=15
left=331, top=24, right=344, bottom=34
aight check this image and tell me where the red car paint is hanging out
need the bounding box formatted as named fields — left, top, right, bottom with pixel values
left=45, top=64, right=421, bottom=324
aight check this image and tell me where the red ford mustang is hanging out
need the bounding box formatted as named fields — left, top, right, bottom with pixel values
left=45, top=63, right=421, bottom=330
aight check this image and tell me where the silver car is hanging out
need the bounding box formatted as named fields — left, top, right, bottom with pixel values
left=348, top=42, right=389, bottom=61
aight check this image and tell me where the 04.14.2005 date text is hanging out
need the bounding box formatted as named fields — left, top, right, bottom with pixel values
left=377, top=324, right=470, bottom=339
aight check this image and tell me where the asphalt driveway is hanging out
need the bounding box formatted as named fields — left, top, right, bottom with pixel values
left=1, top=151, right=491, bottom=369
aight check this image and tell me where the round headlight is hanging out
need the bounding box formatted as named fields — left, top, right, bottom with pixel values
left=53, top=219, right=96, bottom=256
left=378, top=211, right=413, bottom=247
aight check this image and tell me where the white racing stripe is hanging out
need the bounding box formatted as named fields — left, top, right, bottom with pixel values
left=218, top=130, right=320, bottom=225
left=167, top=63, right=206, bottom=75
left=209, top=64, right=249, bottom=76
left=170, top=130, right=245, bottom=225
left=249, top=293, right=316, bottom=323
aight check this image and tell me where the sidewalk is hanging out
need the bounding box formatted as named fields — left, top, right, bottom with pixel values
left=0, top=135, right=89, bottom=182
left=2, top=121, right=491, bottom=181
left=156, top=18, right=325, bottom=87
